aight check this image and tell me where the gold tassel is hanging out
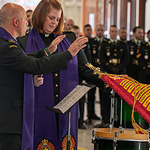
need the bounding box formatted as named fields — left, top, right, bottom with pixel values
left=86, top=63, right=148, bottom=134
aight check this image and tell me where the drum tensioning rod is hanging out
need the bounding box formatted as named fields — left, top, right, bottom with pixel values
left=113, top=132, right=118, bottom=150
left=119, top=98, right=124, bottom=133
left=110, top=89, right=115, bottom=132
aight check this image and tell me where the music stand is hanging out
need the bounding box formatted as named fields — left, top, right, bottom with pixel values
left=47, top=84, right=95, bottom=150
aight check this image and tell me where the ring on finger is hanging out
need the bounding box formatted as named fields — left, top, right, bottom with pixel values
left=78, top=44, right=81, bottom=46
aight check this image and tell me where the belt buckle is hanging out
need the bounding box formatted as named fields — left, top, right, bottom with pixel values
left=113, top=59, right=117, bottom=65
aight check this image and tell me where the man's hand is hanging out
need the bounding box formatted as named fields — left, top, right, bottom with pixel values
left=34, top=75, right=44, bottom=87
left=68, top=36, right=88, bottom=56
left=47, top=35, right=66, bottom=54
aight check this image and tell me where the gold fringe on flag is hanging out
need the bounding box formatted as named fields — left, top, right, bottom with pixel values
left=86, top=63, right=148, bottom=134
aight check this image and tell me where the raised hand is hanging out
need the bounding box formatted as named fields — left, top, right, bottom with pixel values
left=47, top=35, right=66, bottom=54
left=68, top=36, right=88, bottom=56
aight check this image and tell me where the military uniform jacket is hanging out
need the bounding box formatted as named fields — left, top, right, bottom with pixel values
left=82, top=41, right=91, bottom=63
left=126, top=40, right=149, bottom=81
left=99, top=39, right=129, bottom=74
left=138, top=42, right=150, bottom=83
left=0, top=37, right=72, bottom=134
left=89, top=37, right=108, bottom=67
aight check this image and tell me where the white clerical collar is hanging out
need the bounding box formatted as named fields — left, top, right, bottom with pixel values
left=44, top=34, right=49, bottom=37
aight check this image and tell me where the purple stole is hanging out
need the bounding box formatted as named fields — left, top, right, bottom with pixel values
left=21, top=28, right=79, bottom=150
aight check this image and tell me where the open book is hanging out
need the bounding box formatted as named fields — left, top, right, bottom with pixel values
left=47, top=84, right=95, bottom=114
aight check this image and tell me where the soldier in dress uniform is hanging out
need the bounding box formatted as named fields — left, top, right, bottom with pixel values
left=83, top=24, right=92, bottom=62
left=81, top=24, right=93, bottom=125
left=125, top=27, right=150, bottom=129
left=138, top=29, right=150, bottom=84
left=118, top=27, right=128, bottom=43
left=100, top=25, right=129, bottom=74
left=71, top=25, right=87, bottom=129
left=86, top=24, right=108, bottom=124
left=126, top=26, right=145, bottom=81
left=99, top=25, right=129, bottom=127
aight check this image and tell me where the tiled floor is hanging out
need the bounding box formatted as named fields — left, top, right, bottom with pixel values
left=78, top=120, right=100, bottom=150
left=78, top=88, right=101, bottom=150
left=78, top=128, right=93, bottom=150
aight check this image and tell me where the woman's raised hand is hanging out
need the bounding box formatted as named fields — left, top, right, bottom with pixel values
left=47, top=35, right=66, bottom=54
left=68, top=36, right=88, bottom=56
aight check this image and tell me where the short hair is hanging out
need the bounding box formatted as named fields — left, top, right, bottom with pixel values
left=0, top=3, right=25, bottom=26
left=95, top=24, right=104, bottom=29
left=84, top=24, right=91, bottom=30
left=32, top=0, right=64, bottom=34
left=147, top=30, right=150, bottom=35
left=133, top=26, right=143, bottom=33
left=26, top=9, right=33, bottom=13
left=72, top=25, right=79, bottom=30
left=110, top=25, right=117, bottom=28
left=120, top=27, right=127, bottom=30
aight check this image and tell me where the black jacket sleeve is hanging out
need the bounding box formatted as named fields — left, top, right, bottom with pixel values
left=78, top=50, right=104, bottom=89
left=0, top=39, right=72, bottom=75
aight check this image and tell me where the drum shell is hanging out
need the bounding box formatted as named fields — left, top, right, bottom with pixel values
left=92, top=128, right=149, bottom=150
left=94, top=139, right=148, bottom=150
left=114, top=99, right=149, bottom=129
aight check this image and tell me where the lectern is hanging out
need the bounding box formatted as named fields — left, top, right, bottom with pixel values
left=47, top=84, right=95, bottom=150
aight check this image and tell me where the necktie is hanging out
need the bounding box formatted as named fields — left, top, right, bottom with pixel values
left=112, top=41, right=116, bottom=46
left=137, top=41, right=140, bottom=46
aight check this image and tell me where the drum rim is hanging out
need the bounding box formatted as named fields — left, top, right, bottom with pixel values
left=94, top=136, right=148, bottom=142
left=92, top=128, right=148, bottom=142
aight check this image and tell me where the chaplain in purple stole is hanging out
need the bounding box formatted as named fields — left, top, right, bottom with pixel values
left=17, top=0, right=104, bottom=150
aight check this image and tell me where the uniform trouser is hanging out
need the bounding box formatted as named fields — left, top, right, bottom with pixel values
left=0, top=133, right=22, bottom=150
left=87, top=87, right=96, bottom=119
left=100, top=88, right=111, bottom=124
left=78, top=96, right=85, bottom=125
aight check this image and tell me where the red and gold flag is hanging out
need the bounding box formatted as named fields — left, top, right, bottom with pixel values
left=86, top=63, right=150, bottom=134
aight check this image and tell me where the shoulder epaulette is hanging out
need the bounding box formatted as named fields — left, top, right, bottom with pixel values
left=8, top=39, right=16, bottom=43
left=103, top=38, right=108, bottom=41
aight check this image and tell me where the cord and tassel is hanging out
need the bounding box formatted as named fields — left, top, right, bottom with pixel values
left=86, top=63, right=148, bottom=134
